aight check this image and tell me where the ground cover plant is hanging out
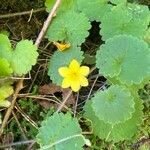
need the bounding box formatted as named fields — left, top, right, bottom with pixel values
left=0, top=0, right=150, bottom=149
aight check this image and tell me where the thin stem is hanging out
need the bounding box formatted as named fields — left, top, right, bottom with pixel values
left=56, top=89, right=72, bottom=112
left=0, top=140, right=35, bottom=149
left=0, top=8, right=45, bottom=19
left=35, top=0, right=62, bottom=47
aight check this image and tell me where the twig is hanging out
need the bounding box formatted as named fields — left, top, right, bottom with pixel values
left=0, top=79, right=24, bottom=136
left=35, top=0, right=62, bottom=47
left=0, top=140, right=35, bottom=149
left=87, top=75, right=99, bottom=100
left=12, top=111, right=27, bottom=140
left=0, top=8, right=45, bottom=19
left=73, top=92, right=79, bottom=117
left=0, top=0, right=62, bottom=137
left=56, top=90, right=72, bottom=112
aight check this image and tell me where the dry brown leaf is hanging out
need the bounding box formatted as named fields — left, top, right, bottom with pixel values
left=38, top=84, right=76, bottom=111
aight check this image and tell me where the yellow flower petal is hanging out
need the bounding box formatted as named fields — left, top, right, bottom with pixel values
left=58, top=67, right=70, bottom=77
left=53, top=41, right=70, bottom=51
left=79, top=66, right=90, bottom=76
left=62, top=78, right=71, bottom=88
left=69, top=59, right=80, bottom=72
left=70, top=81, right=80, bottom=92
left=80, top=76, right=88, bottom=87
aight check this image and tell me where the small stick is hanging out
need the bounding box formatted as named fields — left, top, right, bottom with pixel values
left=0, top=140, right=35, bottom=149
left=56, top=90, right=72, bottom=112
left=0, top=0, right=62, bottom=137
left=35, top=0, right=62, bottom=47
left=0, top=8, right=45, bottom=19
left=0, top=79, right=24, bottom=136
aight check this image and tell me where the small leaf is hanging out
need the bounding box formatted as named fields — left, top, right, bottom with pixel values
left=91, top=85, right=135, bottom=124
left=0, top=84, right=13, bottom=107
left=0, top=34, right=12, bottom=60
left=0, top=34, right=38, bottom=76
left=77, top=0, right=112, bottom=21
left=48, top=46, right=83, bottom=85
left=36, top=113, right=88, bottom=150
left=46, top=11, right=91, bottom=47
left=96, top=35, right=150, bottom=85
left=83, top=54, right=96, bottom=65
left=10, top=40, right=38, bottom=75
left=0, top=58, right=13, bottom=77
left=84, top=96, right=143, bottom=142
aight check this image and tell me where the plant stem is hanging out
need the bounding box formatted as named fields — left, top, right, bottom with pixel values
left=0, top=8, right=45, bottom=19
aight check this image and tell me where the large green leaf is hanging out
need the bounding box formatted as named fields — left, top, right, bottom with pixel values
left=36, top=113, right=88, bottom=150
left=0, top=58, right=13, bottom=77
left=100, top=4, right=150, bottom=40
left=110, top=0, right=127, bottom=4
left=96, top=35, right=150, bottom=85
left=77, top=0, right=112, bottom=21
left=46, top=11, right=91, bottom=47
left=48, top=46, right=84, bottom=85
left=84, top=96, right=143, bottom=142
left=91, top=85, right=135, bottom=124
left=45, top=0, right=77, bottom=13
left=0, top=34, right=38, bottom=76
left=0, top=84, right=13, bottom=107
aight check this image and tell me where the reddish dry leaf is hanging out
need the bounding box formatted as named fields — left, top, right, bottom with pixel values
left=38, top=84, right=76, bottom=111
left=39, top=83, right=61, bottom=95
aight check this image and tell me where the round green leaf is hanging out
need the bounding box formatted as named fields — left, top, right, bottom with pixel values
left=91, top=85, right=135, bottom=124
left=96, top=35, right=150, bottom=85
left=46, top=11, right=91, bottom=47
left=77, top=0, right=112, bottom=21
left=100, top=4, right=150, bottom=40
left=11, top=40, right=38, bottom=75
left=0, top=58, right=13, bottom=77
left=0, top=34, right=38, bottom=76
left=45, top=0, right=77, bottom=13
left=0, top=84, right=13, bottom=107
left=110, top=0, right=127, bottom=4
left=84, top=97, right=143, bottom=142
left=36, top=113, right=87, bottom=150
left=0, top=34, right=12, bottom=60
left=48, top=46, right=84, bottom=85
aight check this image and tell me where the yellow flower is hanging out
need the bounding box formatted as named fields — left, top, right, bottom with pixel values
left=53, top=41, right=70, bottom=51
left=58, top=59, right=90, bottom=92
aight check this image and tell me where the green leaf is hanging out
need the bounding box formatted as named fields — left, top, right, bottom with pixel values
left=46, top=11, right=91, bottom=47
left=0, top=34, right=38, bottom=76
left=100, top=4, right=150, bottom=40
left=0, top=84, right=13, bottom=107
left=36, top=113, right=88, bottom=150
left=11, top=40, right=38, bottom=75
left=84, top=96, right=143, bottom=142
left=0, top=58, right=13, bottom=77
left=83, top=54, right=96, bottom=65
left=144, top=28, right=150, bottom=47
left=48, top=46, right=83, bottom=85
left=92, top=85, right=135, bottom=124
left=0, top=113, right=1, bottom=124
left=77, top=0, right=112, bottom=21
left=0, top=34, right=12, bottom=60
left=96, top=35, right=150, bottom=85
left=45, top=0, right=77, bottom=13
left=110, top=0, right=127, bottom=4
